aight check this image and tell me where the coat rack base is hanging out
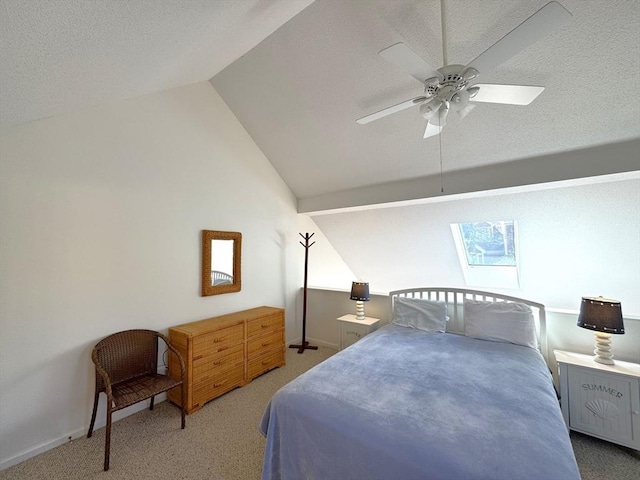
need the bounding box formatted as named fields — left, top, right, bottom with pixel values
left=289, top=341, right=318, bottom=354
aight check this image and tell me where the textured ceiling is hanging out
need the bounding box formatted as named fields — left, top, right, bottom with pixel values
left=212, top=0, right=640, bottom=202
left=0, top=0, right=313, bottom=130
left=2, top=0, right=638, bottom=209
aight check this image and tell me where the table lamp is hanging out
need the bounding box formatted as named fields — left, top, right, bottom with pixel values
left=577, top=296, right=624, bottom=365
left=350, top=282, right=370, bottom=321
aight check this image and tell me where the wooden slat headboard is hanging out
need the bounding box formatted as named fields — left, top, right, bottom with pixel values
left=389, top=287, right=548, bottom=364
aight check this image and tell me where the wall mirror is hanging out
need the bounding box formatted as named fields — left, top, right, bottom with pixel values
left=202, top=230, right=242, bottom=296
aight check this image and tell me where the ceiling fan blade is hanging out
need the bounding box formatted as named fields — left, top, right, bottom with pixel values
left=356, top=96, right=427, bottom=124
left=379, top=43, right=442, bottom=84
left=465, top=2, right=571, bottom=75
left=469, top=84, right=545, bottom=105
left=424, top=122, right=441, bottom=138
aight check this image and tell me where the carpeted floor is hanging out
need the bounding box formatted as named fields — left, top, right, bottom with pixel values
left=1, top=346, right=638, bottom=479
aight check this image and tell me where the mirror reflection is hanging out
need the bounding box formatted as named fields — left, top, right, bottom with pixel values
left=202, top=231, right=241, bottom=296
left=211, top=239, right=234, bottom=285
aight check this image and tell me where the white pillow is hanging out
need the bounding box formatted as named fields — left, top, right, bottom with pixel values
left=392, top=297, right=447, bottom=333
left=463, top=299, right=537, bottom=349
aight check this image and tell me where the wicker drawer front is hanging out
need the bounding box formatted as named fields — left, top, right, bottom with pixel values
left=193, top=324, right=243, bottom=358
left=247, top=330, right=284, bottom=358
left=248, top=349, right=285, bottom=380
left=193, top=366, right=244, bottom=408
left=193, top=344, right=243, bottom=382
left=247, top=314, right=283, bottom=338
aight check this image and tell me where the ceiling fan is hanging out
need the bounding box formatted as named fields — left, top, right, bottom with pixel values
left=357, top=1, right=572, bottom=138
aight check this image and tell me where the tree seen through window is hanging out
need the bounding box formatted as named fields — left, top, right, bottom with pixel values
left=459, top=221, right=516, bottom=266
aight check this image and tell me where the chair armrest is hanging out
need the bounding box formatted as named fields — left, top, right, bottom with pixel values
left=91, top=347, right=114, bottom=400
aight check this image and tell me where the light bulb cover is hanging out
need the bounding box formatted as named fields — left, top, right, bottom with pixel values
left=431, top=101, right=449, bottom=126
left=449, top=90, right=470, bottom=111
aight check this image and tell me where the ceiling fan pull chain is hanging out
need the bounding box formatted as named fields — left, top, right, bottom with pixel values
left=439, top=123, right=444, bottom=193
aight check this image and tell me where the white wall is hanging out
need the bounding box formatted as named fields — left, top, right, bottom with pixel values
left=309, top=176, right=640, bottom=314
left=0, top=82, right=321, bottom=468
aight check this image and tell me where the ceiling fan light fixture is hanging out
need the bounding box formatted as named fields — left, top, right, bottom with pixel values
left=461, top=67, right=479, bottom=81
left=419, top=100, right=441, bottom=121
left=431, top=101, right=449, bottom=126
left=467, top=86, right=480, bottom=98
left=449, top=90, right=470, bottom=111
left=457, top=104, right=475, bottom=119
left=425, top=76, right=440, bottom=86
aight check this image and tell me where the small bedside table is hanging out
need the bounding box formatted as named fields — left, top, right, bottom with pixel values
left=554, top=350, right=640, bottom=450
left=336, top=314, right=380, bottom=350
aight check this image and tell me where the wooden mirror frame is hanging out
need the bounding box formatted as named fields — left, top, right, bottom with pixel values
left=201, top=230, right=242, bottom=296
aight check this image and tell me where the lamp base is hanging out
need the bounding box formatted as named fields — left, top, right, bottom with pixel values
left=355, top=301, right=365, bottom=321
left=593, top=331, right=615, bottom=365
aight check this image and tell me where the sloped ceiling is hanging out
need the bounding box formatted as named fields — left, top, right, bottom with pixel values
left=0, top=0, right=314, bottom=130
left=212, top=0, right=640, bottom=210
left=3, top=0, right=639, bottom=210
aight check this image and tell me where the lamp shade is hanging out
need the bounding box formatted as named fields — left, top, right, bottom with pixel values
left=577, top=297, right=624, bottom=334
left=350, top=282, right=370, bottom=302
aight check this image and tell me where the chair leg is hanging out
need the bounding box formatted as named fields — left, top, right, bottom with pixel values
left=87, top=391, right=100, bottom=438
left=180, top=383, right=186, bottom=429
left=104, top=405, right=112, bottom=471
left=149, top=395, right=155, bottom=411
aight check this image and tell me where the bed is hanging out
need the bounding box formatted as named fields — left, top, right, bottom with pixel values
left=259, top=287, right=580, bottom=480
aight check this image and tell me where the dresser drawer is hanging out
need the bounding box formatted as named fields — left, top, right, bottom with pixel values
left=247, top=314, right=283, bottom=338
left=247, top=330, right=284, bottom=358
left=193, top=365, right=244, bottom=409
left=248, top=349, right=285, bottom=380
left=193, top=324, right=243, bottom=358
left=193, top=344, right=244, bottom=380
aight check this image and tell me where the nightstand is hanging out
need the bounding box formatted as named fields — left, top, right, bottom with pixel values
left=336, top=314, right=380, bottom=350
left=554, top=350, right=640, bottom=450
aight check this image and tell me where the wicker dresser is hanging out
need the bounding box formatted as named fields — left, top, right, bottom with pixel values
left=168, top=306, right=285, bottom=414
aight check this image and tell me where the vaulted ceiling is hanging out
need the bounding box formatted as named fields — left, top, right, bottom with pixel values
left=211, top=0, right=640, bottom=210
left=2, top=0, right=639, bottom=212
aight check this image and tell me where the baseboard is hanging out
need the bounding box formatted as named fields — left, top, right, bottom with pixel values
left=0, top=396, right=164, bottom=471
left=0, top=424, right=88, bottom=471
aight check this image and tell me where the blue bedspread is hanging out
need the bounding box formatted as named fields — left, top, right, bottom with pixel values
left=260, top=325, right=580, bottom=480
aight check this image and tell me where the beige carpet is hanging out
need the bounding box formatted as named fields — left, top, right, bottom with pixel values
left=1, top=346, right=638, bottom=479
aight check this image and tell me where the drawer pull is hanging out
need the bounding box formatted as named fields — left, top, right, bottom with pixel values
left=262, top=360, right=270, bottom=365
left=213, top=338, right=222, bottom=343
left=261, top=323, right=270, bottom=328
left=262, top=342, right=270, bottom=347
left=214, top=380, right=227, bottom=388
left=217, top=346, right=229, bottom=352
left=213, top=361, right=221, bottom=366
left=193, top=355, right=203, bottom=361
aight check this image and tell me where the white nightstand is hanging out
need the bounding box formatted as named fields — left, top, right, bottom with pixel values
left=554, top=350, right=640, bottom=450
left=336, top=314, right=380, bottom=350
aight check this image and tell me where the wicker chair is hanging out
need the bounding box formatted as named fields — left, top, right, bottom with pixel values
left=87, top=329, right=186, bottom=471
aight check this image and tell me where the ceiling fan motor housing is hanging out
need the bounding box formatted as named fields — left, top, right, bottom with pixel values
left=424, top=65, right=474, bottom=109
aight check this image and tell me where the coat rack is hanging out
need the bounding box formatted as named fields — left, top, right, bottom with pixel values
left=289, top=232, right=318, bottom=354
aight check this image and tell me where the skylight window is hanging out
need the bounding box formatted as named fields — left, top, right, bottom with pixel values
left=458, top=221, right=516, bottom=267
left=451, top=220, right=520, bottom=289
